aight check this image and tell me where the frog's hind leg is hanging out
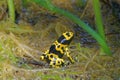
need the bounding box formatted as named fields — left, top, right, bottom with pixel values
left=49, top=58, right=65, bottom=68
left=40, top=50, right=49, bottom=60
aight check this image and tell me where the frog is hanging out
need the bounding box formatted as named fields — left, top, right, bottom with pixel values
left=40, top=32, right=74, bottom=68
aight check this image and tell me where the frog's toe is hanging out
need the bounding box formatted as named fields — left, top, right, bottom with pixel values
left=40, top=56, right=45, bottom=60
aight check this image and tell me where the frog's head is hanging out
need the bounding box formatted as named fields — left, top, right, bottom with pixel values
left=57, top=32, right=74, bottom=45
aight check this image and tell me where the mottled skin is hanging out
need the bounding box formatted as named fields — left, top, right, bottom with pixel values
left=40, top=32, right=74, bottom=68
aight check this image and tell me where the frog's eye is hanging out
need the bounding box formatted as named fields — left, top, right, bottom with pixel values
left=60, top=39, right=67, bottom=44
left=57, top=32, right=74, bottom=45
left=58, top=36, right=65, bottom=43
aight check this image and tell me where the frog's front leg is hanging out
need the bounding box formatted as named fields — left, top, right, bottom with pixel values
left=65, top=48, right=74, bottom=63
left=40, top=50, right=49, bottom=60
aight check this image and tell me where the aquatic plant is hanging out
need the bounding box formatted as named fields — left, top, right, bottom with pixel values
left=30, top=0, right=112, bottom=55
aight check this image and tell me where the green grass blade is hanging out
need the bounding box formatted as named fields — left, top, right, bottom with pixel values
left=93, top=0, right=108, bottom=55
left=93, top=0, right=105, bottom=40
left=7, top=0, right=15, bottom=22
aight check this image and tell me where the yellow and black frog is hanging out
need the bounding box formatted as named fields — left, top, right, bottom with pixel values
left=40, top=32, right=74, bottom=68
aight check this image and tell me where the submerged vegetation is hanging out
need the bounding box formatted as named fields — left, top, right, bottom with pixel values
left=0, top=0, right=120, bottom=79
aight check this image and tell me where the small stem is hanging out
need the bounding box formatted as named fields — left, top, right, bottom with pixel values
left=7, top=0, right=15, bottom=22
